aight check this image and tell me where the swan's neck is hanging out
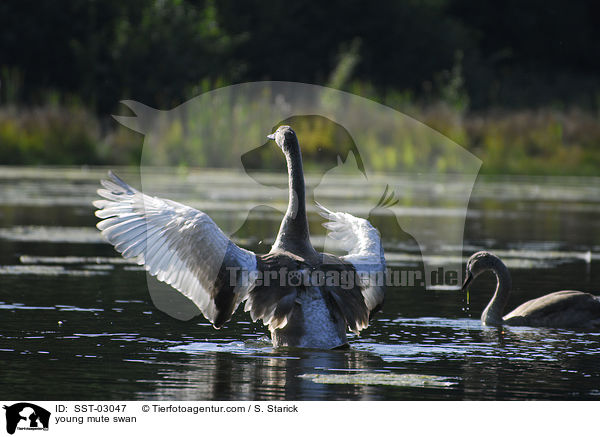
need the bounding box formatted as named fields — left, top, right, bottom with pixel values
left=481, top=264, right=511, bottom=326
left=272, top=143, right=316, bottom=257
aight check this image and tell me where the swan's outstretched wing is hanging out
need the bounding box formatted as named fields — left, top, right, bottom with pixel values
left=93, top=171, right=257, bottom=328
left=316, top=202, right=385, bottom=314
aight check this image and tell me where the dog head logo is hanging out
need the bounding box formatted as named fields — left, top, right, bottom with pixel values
left=112, top=81, right=481, bottom=318
left=3, top=403, right=50, bottom=435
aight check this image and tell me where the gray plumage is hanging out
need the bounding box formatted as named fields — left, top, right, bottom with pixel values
left=463, top=251, right=600, bottom=329
left=94, top=125, right=385, bottom=348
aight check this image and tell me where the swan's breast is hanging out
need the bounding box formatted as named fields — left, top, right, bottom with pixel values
left=297, top=287, right=345, bottom=348
left=272, top=286, right=347, bottom=349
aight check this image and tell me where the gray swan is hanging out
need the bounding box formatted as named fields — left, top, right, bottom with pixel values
left=94, top=125, right=385, bottom=349
left=462, top=251, right=600, bottom=329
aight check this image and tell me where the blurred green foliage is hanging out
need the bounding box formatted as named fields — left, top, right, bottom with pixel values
left=3, top=102, right=599, bottom=176
left=0, top=105, right=99, bottom=165
left=0, top=0, right=599, bottom=174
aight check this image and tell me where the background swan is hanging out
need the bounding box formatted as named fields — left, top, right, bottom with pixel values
left=94, top=126, right=385, bottom=348
left=463, top=251, right=600, bottom=329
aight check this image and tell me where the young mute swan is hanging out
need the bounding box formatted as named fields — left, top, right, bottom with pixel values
left=94, top=126, right=385, bottom=349
left=462, top=251, right=600, bottom=329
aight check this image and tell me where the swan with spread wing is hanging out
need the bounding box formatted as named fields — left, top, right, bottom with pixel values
left=94, top=126, right=385, bottom=348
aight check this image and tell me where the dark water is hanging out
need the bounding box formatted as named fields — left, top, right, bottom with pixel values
left=2, top=167, right=600, bottom=400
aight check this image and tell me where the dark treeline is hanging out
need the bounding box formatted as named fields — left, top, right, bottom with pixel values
left=1, top=0, right=599, bottom=115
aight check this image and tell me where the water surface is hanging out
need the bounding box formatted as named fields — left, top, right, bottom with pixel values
left=1, top=167, right=600, bottom=400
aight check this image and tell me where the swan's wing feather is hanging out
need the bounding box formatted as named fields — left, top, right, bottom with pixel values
left=243, top=283, right=297, bottom=331
left=242, top=254, right=301, bottom=331
left=316, top=202, right=385, bottom=317
left=324, top=270, right=370, bottom=333
left=94, top=171, right=257, bottom=327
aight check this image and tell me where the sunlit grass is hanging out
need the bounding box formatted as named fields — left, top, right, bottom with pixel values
left=1, top=96, right=599, bottom=175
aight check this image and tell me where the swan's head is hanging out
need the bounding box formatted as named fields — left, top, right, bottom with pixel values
left=267, top=125, right=298, bottom=151
left=462, top=251, right=503, bottom=290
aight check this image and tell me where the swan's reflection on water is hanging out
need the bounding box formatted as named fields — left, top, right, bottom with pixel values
left=142, top=342, right=388, bottom=400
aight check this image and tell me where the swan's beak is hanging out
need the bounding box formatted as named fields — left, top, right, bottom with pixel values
left=267, top=133, right=276, bottom=140
left=461, top=272, right=473, bottom=291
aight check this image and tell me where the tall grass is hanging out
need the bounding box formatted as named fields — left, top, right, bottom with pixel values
left=0, top=105, right=140, bottom=166
left=1, top=96, right=599, bottom=176
left=423, top=105, right=600, bottom=175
